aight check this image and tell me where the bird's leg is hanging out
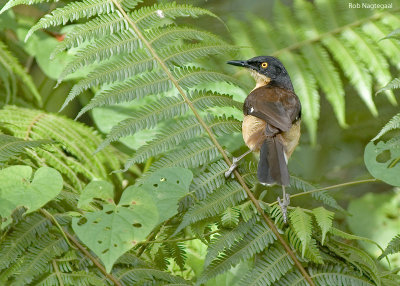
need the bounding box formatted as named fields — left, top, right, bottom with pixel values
left=277, top=185, right=290, bottom=223
left=225, top=149, right=252, bottom=178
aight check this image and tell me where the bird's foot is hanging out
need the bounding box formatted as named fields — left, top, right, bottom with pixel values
left=277, top=193, right=290, bottom=223
left=224, top=157, right=240, bottom=178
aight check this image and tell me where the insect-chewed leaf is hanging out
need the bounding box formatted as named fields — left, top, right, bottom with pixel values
left=364, top=137, right=400, bottom=187
left=78, top=180, right=114, bottom=210
left=72, top=187, right=159, bottom=273
left=0, top=166, right=63, bottom=229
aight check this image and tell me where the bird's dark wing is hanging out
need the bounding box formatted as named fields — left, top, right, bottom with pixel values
left=244, top=85, right=298, bottom=132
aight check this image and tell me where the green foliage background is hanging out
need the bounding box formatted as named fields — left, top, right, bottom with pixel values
left=0, top=0, right=400, bottom=285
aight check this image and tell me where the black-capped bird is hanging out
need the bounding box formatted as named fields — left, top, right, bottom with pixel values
left=225, top=56, right=301, bottom=222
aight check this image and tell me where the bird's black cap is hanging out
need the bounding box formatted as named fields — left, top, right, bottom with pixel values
left=227, top=56, right=294, bottom=91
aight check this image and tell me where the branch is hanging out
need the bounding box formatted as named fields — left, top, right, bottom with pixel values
left=110, top=1, right=315, bottom=285
left=270, top=178, right=378, bottom=206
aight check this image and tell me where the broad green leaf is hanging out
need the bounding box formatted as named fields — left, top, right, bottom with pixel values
left=364, top=137, right=400, bottom=187
left=138, top=167, right=193, bottom=223
left=0, top=166, right=63, bottom=229
left=78, top=180, right=114, bottom=210
left=289, top=207, right=312, bottom=257
left=72, top=187, right=158, bottom=273
left=312, top=207, right=334, bottom=245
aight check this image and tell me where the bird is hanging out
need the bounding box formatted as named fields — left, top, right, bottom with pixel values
left=225, top=56, right=301, bottom=222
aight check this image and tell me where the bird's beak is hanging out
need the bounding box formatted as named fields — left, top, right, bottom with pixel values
left=227, top=60, right=250, bottom=68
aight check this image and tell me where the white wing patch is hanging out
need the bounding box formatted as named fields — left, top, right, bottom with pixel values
left=249, top=107, right=254, bottom=113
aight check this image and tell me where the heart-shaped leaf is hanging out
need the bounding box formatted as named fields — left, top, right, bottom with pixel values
left=0, top=165, right=63, bottom=228
left=72, top=187, right=158, bottom=272
left=364, top=137, right=400, bottom=186
left=78, top=180, right=114, bottom=210
left=138, top=167, right=193, bottom=223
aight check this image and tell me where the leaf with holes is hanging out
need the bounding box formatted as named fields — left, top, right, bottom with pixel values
left=72, top=187, right=158, bottom=273
left=78, top=180, right=114, bottom=210
left=0, top=166, right=63, bottom=229
left=364, top=137, right=400, bottom=187
left=137, top=167, right=193, bottom=223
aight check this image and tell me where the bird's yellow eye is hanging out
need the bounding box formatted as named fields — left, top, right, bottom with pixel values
left=261, top=62, right=268, bottom=68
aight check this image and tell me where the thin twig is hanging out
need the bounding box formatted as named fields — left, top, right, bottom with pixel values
left=269, top=178, right=378, bottom=206
left=52, top=260, right=64, bottom=286
left=110, top=2, right=315, bottom=285
left=64, top=230, right=123, bottom=286
left=40, top=208, right=75, bottom=249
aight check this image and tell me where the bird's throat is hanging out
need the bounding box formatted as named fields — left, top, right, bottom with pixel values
left=249, top=70, right=271, bottom=91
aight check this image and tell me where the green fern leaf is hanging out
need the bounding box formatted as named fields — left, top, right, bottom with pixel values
left=0, top=134, right=51, bottom=164
left=161, top=42, right=235, bottom=66
left=189, top=159, right=229, bottom=201
left=175, top=181, right=247, bottom=234
left=25, top=0, right=135, bottom=40
left=204, top=218, right=256, bottom=267
left=63, top=52, right=155, bottom=108
left=148, top=137, right=220, bottom=170
left=289, top=207, right=312, bottom=257
left=35, top=271, right=106, bottom=286
left=378, top=234, right=400, bottom=260
left=312, top=207, right=334, bottom=245
left=60, top=29, right=140, bottom=80
left=376, top=78, right=400, bottom=96
left=114, top=267, right=189, bottom=285
left=131, top=2, right=222, bottom=30
left=198, top=221, right=275, bottom=285
left=238, top=245, right=293, bottom=286
left=0, top=0, right=55, bottom=14
left=221, top=207, right=240, bottom=228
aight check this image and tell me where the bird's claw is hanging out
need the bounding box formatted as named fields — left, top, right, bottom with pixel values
left=224, top=163, right=237, bottom=178
left=278, top=193, right=290, bottom=223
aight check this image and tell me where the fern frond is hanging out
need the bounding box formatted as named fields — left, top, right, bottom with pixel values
left=221, top=207, right=240, bottom=228
left=204, top=218, right=256, bottom=267
left=376, top=78, right=400, bottom=95
left=189, top=159, right=229, bottom=201
left=312, top=207, right=334, bottom=245
left=147, top=26, right=224, bottom=47
left=0, top=213, right=51, bottom=270
left=130, top=2, right=222, bottom=30
left=97, top=96, right=187, bottom=150
left=63, top=52, right=155, bottom=108
left=115, top=267, right=189, bottom=285
left=25, top=0, right=135, bottom=40
left=0, top=0, right=55, bottom=14
left=198, top=221, right=275, bottom=285
left=149, top=137, right=220, bottom=170
left=289, top=207, right=312, bottom=257
left=76, top=70, right=171, bottom=118
left=238, top=245, right=293, bottom=286
left=0, top=40, right=42, bottom=106
left=0, top=134, right=51, bottom=164
left=176, top=181, right=247, bottom=234
left=60, top=29, right=140, bottom=80
left=160, top=42, right=235, bottom=66
left=379, top=234, right=400, bottom=260
left=35, top=271, right=106, bottom=286
left=12, top=235, right=69, bottom=285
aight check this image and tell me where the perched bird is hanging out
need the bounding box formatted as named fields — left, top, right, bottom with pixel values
left=225, top=56, right=301, bottom=222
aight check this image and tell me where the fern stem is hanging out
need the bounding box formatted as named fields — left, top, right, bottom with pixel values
left=110, top=1, right=315, bottom=284
left=52, top=260, right=64, bottom=286
left=270, top=178, right=378, bottom=206
left=272, top=9, right=400, bottom=57
left=40, top=209, right=75, bottom=250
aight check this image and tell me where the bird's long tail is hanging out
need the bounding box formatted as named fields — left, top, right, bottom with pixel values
left=257, top=136, right=290, bottom=186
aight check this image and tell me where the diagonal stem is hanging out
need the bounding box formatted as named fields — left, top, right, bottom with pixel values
left=111, top=1, right=315, bottom=285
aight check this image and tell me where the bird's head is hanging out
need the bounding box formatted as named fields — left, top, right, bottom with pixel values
left=227, top=56, right=294, bottom=91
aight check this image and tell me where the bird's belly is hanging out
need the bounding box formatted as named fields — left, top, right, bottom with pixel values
left=282, top=120, right=301, bottom=158
left=242, top=115, right=266, bottom=151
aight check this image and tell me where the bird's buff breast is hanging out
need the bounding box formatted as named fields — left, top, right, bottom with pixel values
left=242, top=115, right=266, bottom=151
left=242, top=115, right=301, bottom=157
